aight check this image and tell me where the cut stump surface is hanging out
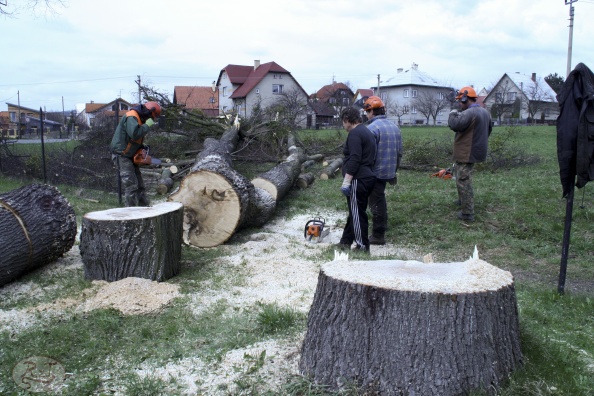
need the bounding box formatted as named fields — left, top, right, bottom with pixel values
left=300, top=255, right=523, bottom=395
left=80, top=202, right=184, bottom=282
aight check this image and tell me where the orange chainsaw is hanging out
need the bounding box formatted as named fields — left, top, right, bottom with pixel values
left=304, top=216, right=329, bottom=243
left=133, top=146, right=162, bottom=166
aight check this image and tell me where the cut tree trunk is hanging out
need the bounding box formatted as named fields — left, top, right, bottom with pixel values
left=80, top=202, right=184, bottom=282
left=319, top=158, right=343, bottom=180
left=168, top=126, right=276, bottom=248
left=300, top=253, right=523, bottom=395
left=251, top=144, right=307, bottom=200
left=156, top=168, right=174, bottom=195
left=296, top=173, right=315, bottom=189
left=0, top=183, right=77, bottom=286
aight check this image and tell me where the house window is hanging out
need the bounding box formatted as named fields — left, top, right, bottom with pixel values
left=403, top=106, right=409, bottom=113
left=223, top=87, right=227, bottom=96
left=439, top=92, right=444, bottom=100
left=342, top=98, right=349, bottom=105
left=9, top=112, right=16, bottom=122
left=404, top=89, right=409, bottom=98
left=411, top=106, right=417, bottom=114
left=329, top=98, right=336, bottom=104
left=121, top=104, right=129, bottom=110
left=496, top=92, right=502, bottom=101
left=507, top=92, right=517, bottom=101
left=209, top=96, right=215, bottom=103
left=380, top=92, right=387, bottom=101
left=273, top=84, right=284, bottom=94
left=412, top=90, right=417, bottom=98
left=256, top=89, right=260, bottom=95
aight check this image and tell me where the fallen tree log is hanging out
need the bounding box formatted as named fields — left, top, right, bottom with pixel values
left=251, top=144, right=307, bottom=201
left=0, top=184, right=77, bottom=286
left=300, top=249, right=523, bottom=395
left=168, top=126, right=276, bottom=247
left=80, top=202, right=183, bottom=282
left=320, top=158, right=343, bottom=180
left=296, top=172, right=315, bottom=189
left=156, top=168, right=174, bottom=195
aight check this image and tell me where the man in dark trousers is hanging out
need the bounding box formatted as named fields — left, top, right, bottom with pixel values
left=338, top=107, right=377, bottom=252
left=363, top=96, right=402, bottom=244
left=110, top=101, right=161, bottom=207
left=448, top=87, right=491, bottom=221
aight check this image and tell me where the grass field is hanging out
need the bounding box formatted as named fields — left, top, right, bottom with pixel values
left=0, top=125, right=592, bottom=395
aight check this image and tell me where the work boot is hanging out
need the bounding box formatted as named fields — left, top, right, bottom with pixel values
left=369, top=235, right=385, bottom=245
left=354, top=244, right=370, bottom=254
left=457, top=211, right=474, bottom=222
left=335, top=242, right=351, bottom=251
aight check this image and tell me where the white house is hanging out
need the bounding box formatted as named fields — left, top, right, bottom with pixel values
left=375, top=63, right=453, bottom=125
left=216, top=60, right=309, bottom=121
left=483, top=72, right=558, bottom=125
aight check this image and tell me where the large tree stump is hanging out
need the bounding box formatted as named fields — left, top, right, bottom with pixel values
left=80, top=202, right=183, bottom=282
left=0, top=184, right=77, bottom=286
left=300, top=251, right=523, bottom=395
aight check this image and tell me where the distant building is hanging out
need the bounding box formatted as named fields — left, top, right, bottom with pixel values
left=309, top=82, right=354, bottom=128
left=173, top=86, right=219, bottom=117
left=79, top=99, right=135, bottom=128
left=3, top=103, right=64, bottom=138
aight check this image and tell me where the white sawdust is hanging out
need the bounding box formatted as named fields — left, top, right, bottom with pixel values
left=0, top=210, right=421, bottom=394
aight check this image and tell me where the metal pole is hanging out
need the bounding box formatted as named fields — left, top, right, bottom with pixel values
left=558, top=184, right=574, bottom=295
left=565, top=0, right=577, bottom=77
left=40, top=107, right=47, bottom=184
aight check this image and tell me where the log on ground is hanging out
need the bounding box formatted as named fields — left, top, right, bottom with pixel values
left=80, top=202, right=184, bottom=282
left=0, top=184, right=77, bottom=286
left=319, top=158, right=343, bottom=180
left=251, top=145, right=306, bottom=201
left=300, top=253, right=523, bottom=395
left=296, top=173, right=315, bottom=189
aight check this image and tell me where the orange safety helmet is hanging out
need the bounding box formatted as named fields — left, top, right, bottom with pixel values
left=363, top=95, right=385, bottom=110
left=144, top=101, right=162, bottom=120
left=455, top=86, right=478, bottom=103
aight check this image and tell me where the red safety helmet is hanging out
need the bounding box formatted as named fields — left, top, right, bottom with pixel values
left=363, top=95, right=385, bottom=111
left=144, top=101, right=162, bottom=120
left=455, top=87, right=478, bottom=103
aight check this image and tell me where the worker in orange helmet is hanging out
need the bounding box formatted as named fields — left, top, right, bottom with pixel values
left=448, top=87, right=492, bottom=222
left=110, top=101, right=161, bottom=206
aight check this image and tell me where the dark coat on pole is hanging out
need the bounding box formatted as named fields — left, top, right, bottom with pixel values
left=556, top=62, right=594, bottom=198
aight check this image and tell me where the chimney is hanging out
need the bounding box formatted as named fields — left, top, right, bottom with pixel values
left=397, top=68, right=403, bottom=73
left=531, top=72, right=536, bottom=82
left=254, top=60, right=260, bottom=70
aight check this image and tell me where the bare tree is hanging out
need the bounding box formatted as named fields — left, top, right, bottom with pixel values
left=489, top=81, right=517, bottom=125
left=1, top=0, right=65, bottom=16
left=383, top=96, right=408, bottom=126
left=412, top=89, right=451, bottom=125
left=523, top=77, right=554, bottom=124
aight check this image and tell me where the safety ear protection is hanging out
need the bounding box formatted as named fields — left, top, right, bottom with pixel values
left=458, top=89, right=469, bottom=103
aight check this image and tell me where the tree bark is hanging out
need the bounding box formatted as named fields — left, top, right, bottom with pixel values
left=251, top=144, right=307, bottom=200
left=80, top=202, right=183, bottom=282
left=320, top=158, right=343, bottom=180
left=300, top=256, right=523, bottom=395
left=0, top=184, right=77, bottom=286
left=296, top=173, right=315, bottom=189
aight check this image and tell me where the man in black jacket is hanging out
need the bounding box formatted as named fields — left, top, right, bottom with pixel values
left=338, top=107, right=376, bottom=252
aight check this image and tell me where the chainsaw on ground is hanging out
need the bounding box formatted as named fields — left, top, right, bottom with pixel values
left=304, top=216, right=329, bottom=243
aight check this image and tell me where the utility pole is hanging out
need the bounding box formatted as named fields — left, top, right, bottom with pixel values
left=136, top=75, right=142, bottom=103
left=377, top=74, right=380, bottom=96
left=565, top=0, right=577, bottom=77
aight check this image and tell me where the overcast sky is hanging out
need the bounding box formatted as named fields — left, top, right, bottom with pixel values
left=1, top=0, right=593, bottom=112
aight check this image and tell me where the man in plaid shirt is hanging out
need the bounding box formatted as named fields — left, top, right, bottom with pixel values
left=363, top=96, right=403, bottom=245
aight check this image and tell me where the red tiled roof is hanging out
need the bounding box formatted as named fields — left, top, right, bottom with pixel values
left=228, top=62, right=290, bottom=99
left=173, top=86, right=219, bottom=111
left=313, top=82, right=353, bottom=102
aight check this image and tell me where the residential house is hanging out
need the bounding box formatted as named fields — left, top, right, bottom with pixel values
left=216, top=60, right=309, bottom=124
left=3, top=103, right=64, bottom=138
left=375, top=63, right=452, bottom=125
left=173, top=86, right=219, bottom=117
left=309, top=82, right=354, bottom=128
left=483, top=72, right=558, bottom=125
left=79, top=99, right=134, bottom=129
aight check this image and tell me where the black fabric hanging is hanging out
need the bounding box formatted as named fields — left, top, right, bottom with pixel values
left=556, top=62, right=594, bottom=198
